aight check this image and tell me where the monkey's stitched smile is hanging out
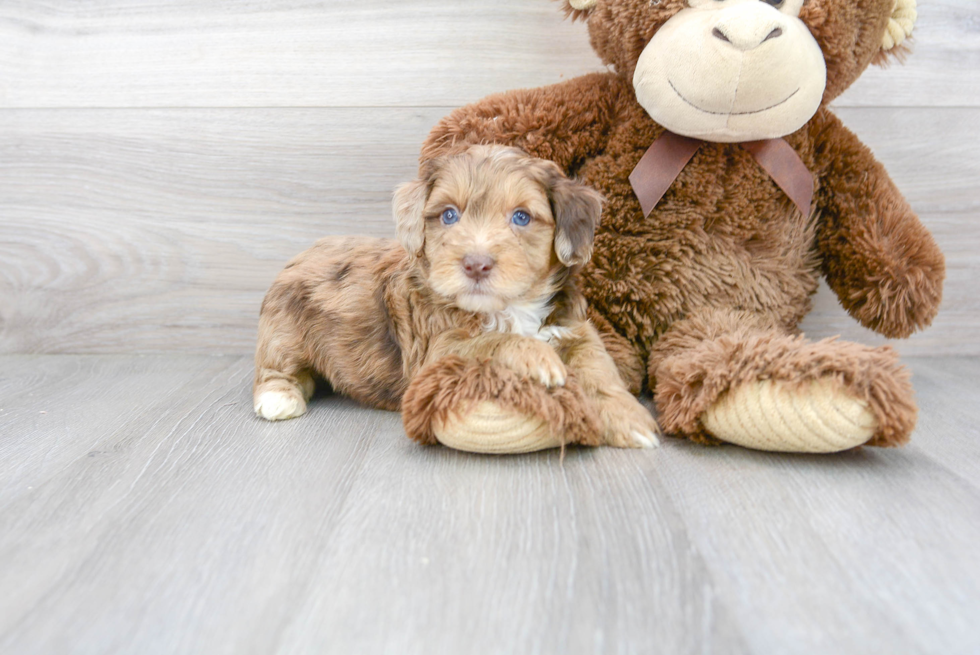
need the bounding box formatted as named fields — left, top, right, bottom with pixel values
left=668, top=79, right=800, bottom=117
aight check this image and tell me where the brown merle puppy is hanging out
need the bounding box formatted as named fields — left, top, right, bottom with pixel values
left=253, top=145, right=658, bottom=448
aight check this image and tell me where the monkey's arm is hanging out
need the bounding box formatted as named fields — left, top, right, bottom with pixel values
left=421, top=73, right=625, bottom=171
left=811, top=110, right=945, bottom=338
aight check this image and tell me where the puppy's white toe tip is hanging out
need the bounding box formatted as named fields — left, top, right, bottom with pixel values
left=255, top=391, right=305, bottom=421
left=631, top=430, right=660, bottom=449
left=535, top=367, right=565, bottom=388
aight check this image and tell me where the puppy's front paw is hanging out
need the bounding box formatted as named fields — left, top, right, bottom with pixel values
left=254, top=390, right=307, bottom=421
left=601, top=396, right=660, bottom=449
left=497, top=339, right=568, bottom=388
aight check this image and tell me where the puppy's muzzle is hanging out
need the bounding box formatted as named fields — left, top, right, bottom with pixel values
left=462, top=253, right=495, bottom=281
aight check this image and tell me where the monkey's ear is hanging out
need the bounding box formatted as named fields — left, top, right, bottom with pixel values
left=561, top=0, right=597, bottom=20
left=874, top=0, right=916, bottom=66
left=549, top=173, right=604, bottom=268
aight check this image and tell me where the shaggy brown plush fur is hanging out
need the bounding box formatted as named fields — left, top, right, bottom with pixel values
left=420, top=0, right=944, bottom=447
left=649, top=308, right=916, bottom=447
left=403, top=356, right=603, bottom=448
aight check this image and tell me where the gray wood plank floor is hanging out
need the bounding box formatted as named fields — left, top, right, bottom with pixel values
left=1, top=355, right=978, bottom=655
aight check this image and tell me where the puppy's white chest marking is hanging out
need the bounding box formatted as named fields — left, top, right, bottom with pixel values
left=482, top=299, right=570, bottom=343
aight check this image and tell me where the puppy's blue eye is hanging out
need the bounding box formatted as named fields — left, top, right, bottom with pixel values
left=511, top=210, right=531, bottom=227
left=441, top=208, right=460, bottom=225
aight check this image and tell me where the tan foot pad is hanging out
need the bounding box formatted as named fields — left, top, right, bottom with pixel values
left=432, top=401, right=563, bottom=454
left=702, top=378, right=877, bottom=453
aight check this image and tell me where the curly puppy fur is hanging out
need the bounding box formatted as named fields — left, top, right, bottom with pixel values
left=254, top=145, right=658, bottom=448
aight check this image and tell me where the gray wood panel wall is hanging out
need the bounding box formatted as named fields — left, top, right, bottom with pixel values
left=1, top=0, right=978, bottom=356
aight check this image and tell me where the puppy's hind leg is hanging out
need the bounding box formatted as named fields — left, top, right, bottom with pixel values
left=253, top=311, right=315, bottom=421
left=254, top=369, right=314, bottom=421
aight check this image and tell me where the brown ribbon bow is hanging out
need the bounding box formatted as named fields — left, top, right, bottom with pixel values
left=628, top=131, right=814, bottom=218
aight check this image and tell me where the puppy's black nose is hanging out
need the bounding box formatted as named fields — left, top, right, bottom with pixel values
left=462, top=254, right=494, bottom=281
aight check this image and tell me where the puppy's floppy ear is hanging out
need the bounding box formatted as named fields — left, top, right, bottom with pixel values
left=548, top=170, right=603, bottom=267
left=393, top=161, right=436, bottom=258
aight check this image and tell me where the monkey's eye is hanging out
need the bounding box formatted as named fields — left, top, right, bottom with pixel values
left=511, top=210, right=531, bottom=227
left=441, top=208, right=460, bottom=225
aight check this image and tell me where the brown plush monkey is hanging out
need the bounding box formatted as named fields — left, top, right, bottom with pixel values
left=408, top=0, right=943, bottom=453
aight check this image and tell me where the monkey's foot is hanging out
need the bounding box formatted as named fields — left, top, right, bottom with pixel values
left=702, top=378, right=876, bottom=453
left=654, top=331, right=917, bottom=452
left=402, top=356, right=602, bottom=454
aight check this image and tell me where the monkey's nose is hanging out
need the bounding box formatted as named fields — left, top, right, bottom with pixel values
left=712, top=23, right=783, bottom=51
left=462, top=253, right=495, bottom=281
left=711, top=27, right=731, bottom=43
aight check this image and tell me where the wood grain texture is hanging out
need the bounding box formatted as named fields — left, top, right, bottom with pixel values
left=0, top=354, right=977, bottom=654
left=0, top=355, right=398, bottom=654
left=654, top=439, right=980, bottom=655
left=0, top=107, right=439, bottom=354
left=0, top=0, right=602, bottom=109
left=0, top=355, right=749, bottom=655
left=895, top=356, right=980, bottom=487
left=0, top=1, right=976, bottom=109
left=1, top=107, right=976, bottom=355
left=834, top=0, right=980, bottom=108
